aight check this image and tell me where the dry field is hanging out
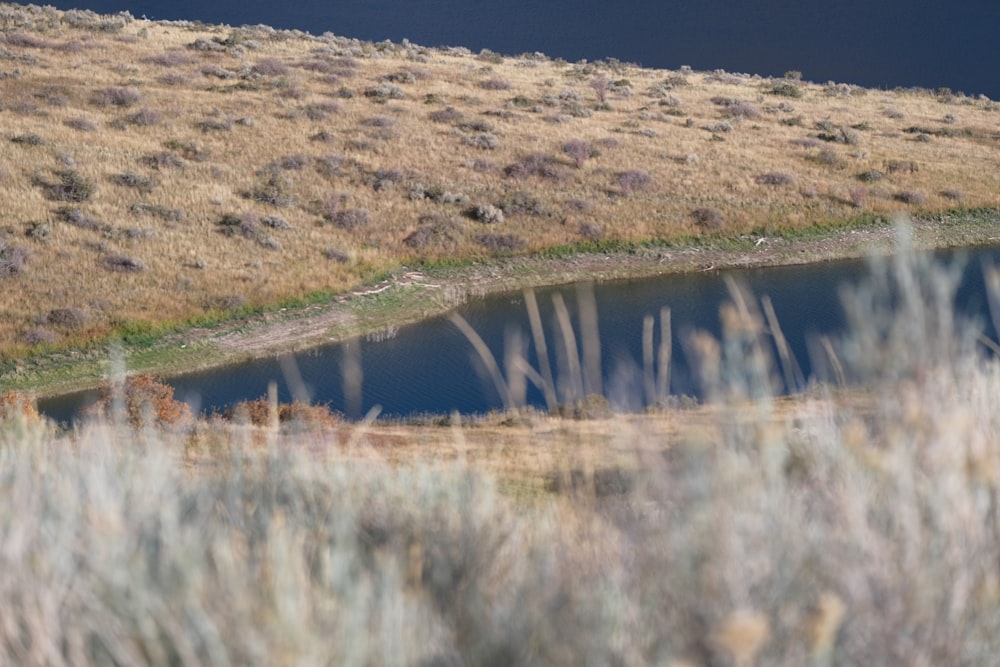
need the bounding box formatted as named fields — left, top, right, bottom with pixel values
left=0, top=2, right=998, bottom=362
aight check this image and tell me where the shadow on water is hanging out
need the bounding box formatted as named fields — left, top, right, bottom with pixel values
left=38, top=244, right=1000, bottom=424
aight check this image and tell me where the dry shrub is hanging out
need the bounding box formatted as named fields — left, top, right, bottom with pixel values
left=251, top=58, right=289, bottom=76
left=201, top=63, right=236, bottom=79
left=223, top=397, right=339, bottom=428
left=361, top=115, right=394, bottom=128
left=46, top=307, right=87, bottom=328
left=102, top=255, right=145, bottom=273
left=91, top=86, right=140, bottom=107
left=323, top=248, right=350, bottom=262
left=127, top=108, right=162, bottom=126
left=769, top=82, right=803, bottom=97
left=111, top=170, right=157, bottom=193
left=848, top=185, right=868, bottom=208
left=304, top=102, right=339, bottom=120
left=755, top=172, right=794, bottom=186
left=87, top=374, right=192, bottom=428
left=329, top=208, right=369, bottom=230
left=813, top=147, right=844, bottom=168
left=464, top=133, right=499, bottom=150
left=0, top=390, right=39, bottom=422
left=10, top=133, right=44, bottom=146
left=722, top=101, right=761, bottom=119
left=63, top=117, right=96, bottom=132
left=403, top=225, right=435, bottom=249
left=496, top=191, right=545, bottom=216
left=561, top=139, right=593, bottom=168
left=476, top=233, right=525, bottom=252
left=471, top=204, right=504, bottom=224
left=894, top=190, right=926, bottom=205
left=55, top=207, right=101, bottom=230
left=886, top=160, right=918, bottom=174
left=4, top=32, right=50, bottom=49
left=428, top=107, right=463, bottom=123
left=692, top=207, right=724, bottom=230
left=0, top=241, right=28, bottom=276
left=364, top=83, right=404, bottom=101
left=40, top=170, right=95, bottom=202
left=140, top=151, right=184, bottom=171
left=479, top=77, right=511, bottom=90
left=617, top=170, right=653, bottom=195
left=248, top=171, right=294, bottom=206
left=578, top=220, right=603, bottom=240
left=141, top=50, right=193, bottom=67
left=591, top=74, right=609, bottom=103
left=217, top=213, right=281, bottom=250
left=23, top=327, right=57, bottom=346
left=504, top=153, right=565, bottom=180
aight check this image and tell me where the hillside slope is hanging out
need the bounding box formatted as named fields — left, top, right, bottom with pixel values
left=0, top=3, right=997, bottom=357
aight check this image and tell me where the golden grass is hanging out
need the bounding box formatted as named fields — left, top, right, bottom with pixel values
left=0, top=3, right=997, bottom=358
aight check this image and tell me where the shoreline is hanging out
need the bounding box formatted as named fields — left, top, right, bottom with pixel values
left=14, top=208, right=1000, bottom=401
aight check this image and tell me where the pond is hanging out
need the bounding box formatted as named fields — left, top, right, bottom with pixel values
left=44, top=0, right=999, bottom=99
left=38, top=243, right=1000, bottom=423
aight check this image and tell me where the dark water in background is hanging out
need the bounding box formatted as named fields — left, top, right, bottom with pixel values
left=38, top=245, right=1000, bottom=423
left=43, top=0, right=1000, bottom=99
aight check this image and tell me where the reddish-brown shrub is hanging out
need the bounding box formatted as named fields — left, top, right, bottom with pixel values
left=222, top=397, right=339, bottom=428
left=87, top=374, right=192, bottom=428
left=0, top=390, right=40, bottom=422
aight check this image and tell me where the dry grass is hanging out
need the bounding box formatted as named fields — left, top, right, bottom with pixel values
left=3, top=246, right=1000, bottom=663
left=0, top=3, right=997, bottom=359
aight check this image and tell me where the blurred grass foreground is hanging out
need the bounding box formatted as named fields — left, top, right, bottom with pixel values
left=4, top=228, right=1000, bottom=665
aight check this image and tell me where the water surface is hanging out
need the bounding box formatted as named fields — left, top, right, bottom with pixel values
left=38, top=245, right=1000, bottom=423
left=44, top=0, right=999, bottom=99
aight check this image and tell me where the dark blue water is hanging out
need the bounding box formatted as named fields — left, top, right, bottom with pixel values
left=37, top=245, right=1000, bottom=423
left=45, top=0, right=999, bottom=99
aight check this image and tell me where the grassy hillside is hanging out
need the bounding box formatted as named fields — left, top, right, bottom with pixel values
left=0, top=3, right=998, bottom=363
